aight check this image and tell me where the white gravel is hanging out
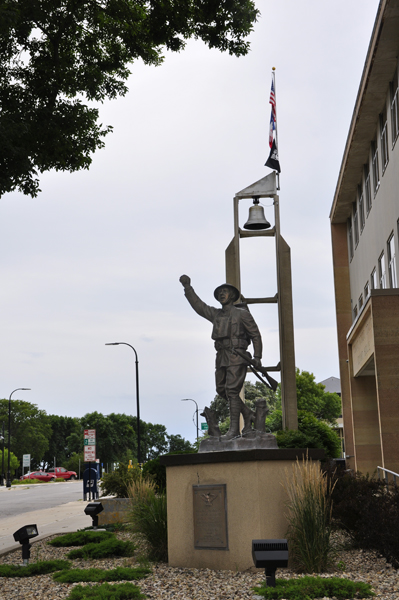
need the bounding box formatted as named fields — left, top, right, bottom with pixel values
left=0, top=531, right=398, bottom=599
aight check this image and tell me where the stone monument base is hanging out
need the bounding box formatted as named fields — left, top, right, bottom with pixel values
left=160, top=448, right=324, bottom=571
left=199, top=431, right=278, bottom=453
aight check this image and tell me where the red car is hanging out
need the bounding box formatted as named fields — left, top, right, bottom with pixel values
left=21, top=471, right=56, bottom=482
left=47, top=467, right=77, bottom=480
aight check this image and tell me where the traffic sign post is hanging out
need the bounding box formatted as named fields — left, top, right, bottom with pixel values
left=83, top=430, right=96, bottom=500
left=201, top=423, right=208, bottom=431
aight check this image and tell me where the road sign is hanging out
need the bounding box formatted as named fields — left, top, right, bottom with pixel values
left=84, top=445, right=96, bottom=461
left=23, top=454, right=31, bottom=467
left=201, top=422, right=208, bottom=431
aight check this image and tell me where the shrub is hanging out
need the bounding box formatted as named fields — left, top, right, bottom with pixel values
left=128, top=477, right=168, bottom=562
left=49, top=531, right=114, bottom=547
left=283, top=457, right=336, bottom=573
left=101, top=463, right=143, bottom=498
left=67, top=538, right=135, bottom=559
left=142, top=458, right=166, bottom=492
left=66, top=582, right=145, bottom=599
left=253, top=575, right=374, bottom=599
left=277, top=411, right=341, bottom=458
left=53, top=566, right=150, bottom=583
left=331, top=470, right=399, bottom=568
left=0, top=560, right=71, bottom=577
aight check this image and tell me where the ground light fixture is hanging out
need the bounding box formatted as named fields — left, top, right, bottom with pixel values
left=13, top=524, right=39, bottom=566
left=252, top=539, right=289, bottom=587
left=84, top=502, right=104, bottom=529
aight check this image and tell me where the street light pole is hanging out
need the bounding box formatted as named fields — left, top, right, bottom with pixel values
left=105, top=343, right=141, bottom=464
left=181, top=398, right=199, bottom=442
left=7, top=388, right=31, bottom=488
left=1, top=422, right=5, bottom=486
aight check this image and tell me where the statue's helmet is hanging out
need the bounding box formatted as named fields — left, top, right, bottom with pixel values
left=213, top=283, right=240, bottom=303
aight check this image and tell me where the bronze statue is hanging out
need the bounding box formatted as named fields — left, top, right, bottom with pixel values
left=179, top=274, right=263, bottom=440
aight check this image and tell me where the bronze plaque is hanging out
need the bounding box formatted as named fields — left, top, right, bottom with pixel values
left=193, top=484, right=228, bottom=550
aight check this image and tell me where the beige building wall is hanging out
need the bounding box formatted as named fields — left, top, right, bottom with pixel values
left=330, top=0, right=399, bottom=476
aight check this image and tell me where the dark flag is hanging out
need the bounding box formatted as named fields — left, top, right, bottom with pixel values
left=265, top=139, right=281, bottom=173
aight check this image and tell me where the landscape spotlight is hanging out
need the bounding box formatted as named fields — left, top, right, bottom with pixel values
left=84, top=502, right=104, bottom=529
left=252, top=539, right=289, bottom=587
left=13, top=524, right=39, bottom=566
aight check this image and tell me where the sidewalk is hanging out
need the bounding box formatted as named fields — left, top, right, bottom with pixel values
left=0, top=493, right=90, bottom=555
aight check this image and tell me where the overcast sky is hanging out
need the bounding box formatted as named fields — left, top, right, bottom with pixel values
left=1, top=1, right=379, bottom=444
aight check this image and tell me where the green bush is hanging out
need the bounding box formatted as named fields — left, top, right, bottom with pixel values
left=253, top=575, right=374, bottom=599
left=101, top=463, right=143, bottom=498
left=67, top=538, right=135, bottom=559
left=128, top=477, right=168, bottom=562
left=53, top=566, right=150, bottom=583
left=66, top=582, right=145, bottom=599
left=331, top=470, right=399, bottom=568
left=49, top=531, right=114, bottom=547
left=277, top=411, right=341, bottom=458
left=142, top=458, right=166, bottom=492
left=284, top=457, right=336, bottom=573
left=0, top=560, right=71, bottom=577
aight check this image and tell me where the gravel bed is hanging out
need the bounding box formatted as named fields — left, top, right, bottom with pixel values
left=1, top=531, right=399, bottom=599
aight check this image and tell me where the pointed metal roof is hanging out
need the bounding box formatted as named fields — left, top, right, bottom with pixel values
left=235, top=172, right=277, bottom=199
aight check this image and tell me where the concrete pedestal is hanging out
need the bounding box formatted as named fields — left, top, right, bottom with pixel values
left=160, top=448, right=324, bottom=571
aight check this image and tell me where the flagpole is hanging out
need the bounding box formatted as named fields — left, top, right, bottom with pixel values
left=272, top=67, right=280, bottom=188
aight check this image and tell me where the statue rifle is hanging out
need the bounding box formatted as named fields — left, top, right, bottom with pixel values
left=231, top=348, right=278, bottom=392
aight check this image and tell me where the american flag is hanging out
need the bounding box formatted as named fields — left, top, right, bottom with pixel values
left=268, top=73, right=276, bottom=148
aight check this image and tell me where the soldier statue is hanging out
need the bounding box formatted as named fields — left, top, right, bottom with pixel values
left=179, top=274, right=263, bottom=440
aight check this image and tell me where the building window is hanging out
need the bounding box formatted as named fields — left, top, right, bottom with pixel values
left=358, top=186, right=365, bottom=232
left=380, top=107, right=389, bottom=172
left=371, top=268, right=377, bottom=290
left=391, top=67, right=399, bottom=145
left=371, top=140, right=380, bottom=195
left=348, top=218, right=354, bottom=260
left=364, top=281, right=370, bottom=300
left=358, top=293, right=363, bottom=311
left=353, top=202, right=359, bottom=247
left=364, top=164, right=372, bottom=214
left=379, top=251, right=386, bottom=289
left=388, top=233, right=397, bottom=288
left=353, top=303, right=358, bottom=320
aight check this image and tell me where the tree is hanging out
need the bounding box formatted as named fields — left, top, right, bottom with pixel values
left=209, top=380, right=278, bottom=423
left=0, top=448, right=19, bottom=478
left=295, top=370, right=341, bottom=425
left=167, top=434, right=193, bottom=453
left=80, top=411, right=136, bottom=465
left=0, top=399, right=51, bottom=469
left=0, top=0, right=259, bottom=197
left=41, top=414, right=81, bottom=469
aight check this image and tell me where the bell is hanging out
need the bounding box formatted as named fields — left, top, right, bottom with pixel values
left=243, top=198, right=271, bottom=230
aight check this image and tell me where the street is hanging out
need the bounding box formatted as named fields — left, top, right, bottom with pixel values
left=0, top=480, right=83, bottom=518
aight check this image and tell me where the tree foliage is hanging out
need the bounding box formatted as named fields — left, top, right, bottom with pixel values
left=0, top=0, right=259, bottom=197
left=0, top=448, right=20, bottom=476
left=0, top=399, right=51, bottom=469
left=295, top=370, right=341, bottom=424
left=276, top=411, right=342, bottom=459
left=42, top=414, right=81, bottom=469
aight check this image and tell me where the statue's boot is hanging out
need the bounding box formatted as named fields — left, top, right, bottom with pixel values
left=221, top=398, right=241, bottom=440
left=240, top=401, right=255, bottom=435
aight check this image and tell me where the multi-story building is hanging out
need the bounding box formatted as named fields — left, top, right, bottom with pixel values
left=330, top=0, right=399, bottom=475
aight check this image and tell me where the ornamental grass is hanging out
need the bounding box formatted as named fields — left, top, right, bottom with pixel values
left=283, top=456, right=336, bottom=573
left=128, top=476, right=168, bottom=562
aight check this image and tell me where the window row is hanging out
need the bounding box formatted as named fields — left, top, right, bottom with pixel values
left=347, top=63, right=399, bottom=261
left=352, top=231, right=397, bottom=320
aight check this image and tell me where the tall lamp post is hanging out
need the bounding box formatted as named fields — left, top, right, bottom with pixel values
left=7, top=388, right=31, bottom=487
left=181, top=398, right=199, bottom=442
left=105, top=343, right=141, bottom=464
left=1, top=422, right=5, bottom=486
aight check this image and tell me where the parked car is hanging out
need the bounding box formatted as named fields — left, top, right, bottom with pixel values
left=21, top=471, right=56, bottom=482
left=47, top=467, right=77, bottom=480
